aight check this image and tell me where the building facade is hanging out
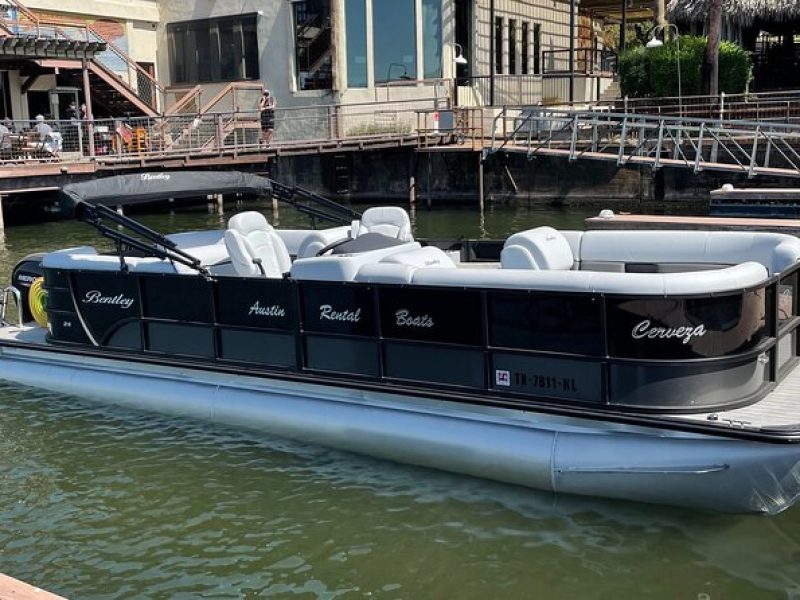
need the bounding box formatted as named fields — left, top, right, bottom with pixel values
left=0, top=0, right=610, bottom=121
left=156, top=0, right=610, bottom=111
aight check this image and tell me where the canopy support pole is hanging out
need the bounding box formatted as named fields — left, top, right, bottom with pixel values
left=81, top=59, right=95, bottom=158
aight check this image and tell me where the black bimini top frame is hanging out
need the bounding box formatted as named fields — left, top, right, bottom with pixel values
left=58, top=171, right=361, bottom=274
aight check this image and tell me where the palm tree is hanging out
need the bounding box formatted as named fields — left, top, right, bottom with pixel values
left=653, top=0, right=666, bottom=30
left=704, top=0, right=723, bottom=95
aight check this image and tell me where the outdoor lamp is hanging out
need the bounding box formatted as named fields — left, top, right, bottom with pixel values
left=454, top=43, right=468, bottom=65
left=646, top=23, right=682, bottom=117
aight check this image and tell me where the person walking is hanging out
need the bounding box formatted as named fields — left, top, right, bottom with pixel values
left=258, top=88, right=276, bottom=147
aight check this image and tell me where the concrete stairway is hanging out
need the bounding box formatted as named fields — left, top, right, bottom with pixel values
left=599, top=79, right=621, bottom=103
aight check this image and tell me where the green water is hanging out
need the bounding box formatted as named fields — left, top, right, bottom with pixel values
left=0, top=202, right=799, bottom=599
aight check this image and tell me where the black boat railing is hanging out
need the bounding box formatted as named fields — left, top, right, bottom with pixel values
left=70, top=176, right=360, bottom=274
left=270, top=181, right=361, bottom=228
left=82, top=204, right=208, bottom=275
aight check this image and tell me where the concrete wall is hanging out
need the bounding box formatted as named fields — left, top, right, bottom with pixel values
left=157, top=0, right=301, bottom=111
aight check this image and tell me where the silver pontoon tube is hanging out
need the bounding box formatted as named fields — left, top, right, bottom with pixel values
left=0, top=344, right=799, bottom=514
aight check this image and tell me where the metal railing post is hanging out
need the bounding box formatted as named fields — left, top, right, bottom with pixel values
left=617, top=116, right=628, bottom=165
left=654, top=120, right=665, bottom=169
left=694, top=122, right=705, bottom=173
left=747, top=126, right=761, bottom=178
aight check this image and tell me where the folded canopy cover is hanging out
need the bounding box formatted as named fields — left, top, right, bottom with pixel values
left=59, top=171, right=272, bottom=218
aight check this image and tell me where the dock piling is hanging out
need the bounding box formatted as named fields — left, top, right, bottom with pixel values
left=478, top=153, right=484, bottom=211
left=408, top=151, right=417, bottom=206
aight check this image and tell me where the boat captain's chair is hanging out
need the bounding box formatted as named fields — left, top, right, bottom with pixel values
left=501, top=226, right=575, bottom=271
left=224, top=211, right=291, bottom=277
left=355, top=207, right=413, bottom=242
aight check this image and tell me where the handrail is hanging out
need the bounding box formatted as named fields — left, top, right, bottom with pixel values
left=198, top=81, right=263, bottom=116
left=88, top=26, right=164, bottom=106
left=4, top=0, right=162, bottom=110
left=271, top=181, right=362, bottom=226
left=166, top=85, right=203, bottom=115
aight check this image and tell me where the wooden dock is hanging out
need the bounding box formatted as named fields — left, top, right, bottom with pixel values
left=710, top=187, right=800, bottom=202
left=585, top=213, right=800, bottom=236
left=0, top=573, right=65, bottom=600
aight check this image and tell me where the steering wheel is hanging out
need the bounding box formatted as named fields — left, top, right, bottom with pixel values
left=315, top=237, right=351, bottom=257
left=316, top=220, right=362, bottom=257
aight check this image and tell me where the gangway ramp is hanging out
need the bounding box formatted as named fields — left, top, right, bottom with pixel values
left=487, top=108, right=800, bottom=179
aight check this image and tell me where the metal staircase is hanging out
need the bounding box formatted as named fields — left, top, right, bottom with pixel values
left=1, top=0, right=163, bottom=116
left=163, top=82, right=263, bottom=153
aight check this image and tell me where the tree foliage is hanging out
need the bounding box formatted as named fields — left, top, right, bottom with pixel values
left=618, top=35, right=752, bottom=98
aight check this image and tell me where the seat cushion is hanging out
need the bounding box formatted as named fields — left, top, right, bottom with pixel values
left=228, top=211, right=271, bottom=236
left=226, top=211, right=291, bottom=276
left=381, top=246, right=456, bottom=268
left=501, top=226, right=574, bottom=270
left=359, top=207, right=413, bottom=242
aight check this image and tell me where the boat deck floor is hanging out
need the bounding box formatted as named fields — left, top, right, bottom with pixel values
left=674, top=364, right=800, bottom=431
left=1, top=324, right=799, bottom=436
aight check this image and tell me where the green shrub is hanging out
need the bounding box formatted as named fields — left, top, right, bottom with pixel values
left=619, top=35, right=752, bottom=98
left=718, top=40, right=752, bottom=93
left=618, top=46, right=649, bottom=98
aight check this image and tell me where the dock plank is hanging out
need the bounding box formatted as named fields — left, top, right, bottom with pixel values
left=586, top=214, right=800, bottom=236
left=0, top=574, right=65, bottom=600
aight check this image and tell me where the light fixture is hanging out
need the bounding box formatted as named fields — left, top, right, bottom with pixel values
left=646, top=24, right=682, bottom=117
left=387, top=62, right=411, bottom=82
left=454, top=43, right=468, bottom=65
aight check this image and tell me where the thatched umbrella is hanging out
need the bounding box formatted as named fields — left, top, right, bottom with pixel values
left=667, top=0, right=800, bottom=26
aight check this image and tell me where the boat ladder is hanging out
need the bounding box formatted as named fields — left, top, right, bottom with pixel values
left=0, top=286, right=22, bottom=327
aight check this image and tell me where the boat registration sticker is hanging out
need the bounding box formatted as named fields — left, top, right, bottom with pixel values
left=495, top=370, right=511, bottom=386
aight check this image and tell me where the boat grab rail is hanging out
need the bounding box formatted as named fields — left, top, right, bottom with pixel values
left=270, top=181, right=362, bottom=228
left=82, top=204, right=208, bottom=276
left=0, top=286, right=22, bottom=327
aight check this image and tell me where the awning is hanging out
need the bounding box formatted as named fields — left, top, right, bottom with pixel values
left=59, top=171, right=272, bottom=218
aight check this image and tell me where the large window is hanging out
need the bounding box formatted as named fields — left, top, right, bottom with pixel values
left=422, top=0, right=442, bottom=79
left=494, top=16, right=503, bottom=74
left=294, top=0, right=333, bottom=90
left=508, top=19, right=517, bottom=74
left=373, top=0, right=416, bottom=83
left=167, top=14, right=259, bottom=85
left=521, top=22, right=529, bottom=75
left=345, top=0, right=368, bottom=87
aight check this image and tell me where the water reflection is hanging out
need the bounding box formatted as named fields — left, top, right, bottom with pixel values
left=1, top=383, right=799, bottom=598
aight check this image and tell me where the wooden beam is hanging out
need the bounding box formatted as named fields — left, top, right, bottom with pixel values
left=20, top=73, right=39, bottom=94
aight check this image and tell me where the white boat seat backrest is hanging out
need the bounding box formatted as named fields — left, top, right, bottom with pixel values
left=358, top=207, right=413, bottom=241
left=501, top=226, right=574, bottom=270
left=224, top=211, right=291, bottom=277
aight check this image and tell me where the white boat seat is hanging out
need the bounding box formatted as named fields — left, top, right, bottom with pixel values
left=291, top=242, right=421, bottom=281
left=357, top=207, right=413, bottom=242
left=224, top=211, right=291, bottom=278
left=578, top=230, right=800, bottom=276
left=501, top=226, right=574, bottom=270
left=380, top=246, right=456, bottom=268
left=411, top=261, right=769, bottom=295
